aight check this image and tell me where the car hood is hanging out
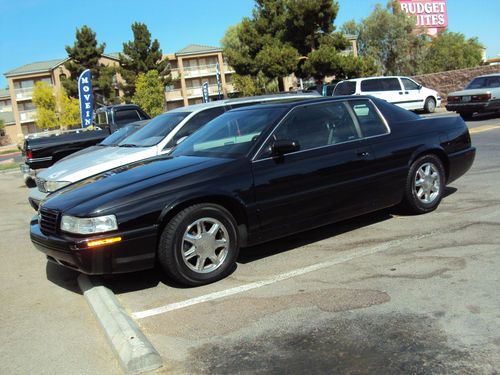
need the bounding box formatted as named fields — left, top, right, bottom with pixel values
left=37, top=146, right=157, bottom=182
left=42, top=155, right=236, bottom=214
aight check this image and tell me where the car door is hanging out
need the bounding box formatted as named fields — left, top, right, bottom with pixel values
left=251, top=100, right=381, bottom=238
left=399, top=77, right=425, bottom=110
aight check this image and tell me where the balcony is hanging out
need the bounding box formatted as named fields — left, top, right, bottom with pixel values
left=165, top=88, right=184, bottom=102
left=19, top=109, right=36, bottom=123
left=15, top=87, right=34, bottom=101
left=170, top=69, right=181, bottom=80
left=186, top=84, right=223, bottom=99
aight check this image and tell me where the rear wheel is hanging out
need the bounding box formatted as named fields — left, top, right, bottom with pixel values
left=158, top=203, right=239, bottom=286
left=424, top=97, right=436, bottom=113
left=402, top=154, right=445, bottom=214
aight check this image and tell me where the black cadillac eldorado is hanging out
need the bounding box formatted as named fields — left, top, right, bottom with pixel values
left=31, top=96, right=475, bottom=286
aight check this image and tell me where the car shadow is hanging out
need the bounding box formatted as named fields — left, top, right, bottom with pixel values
left=467, top=112, right=500, bottom=122
left=46, top=187, right=458, bottom=294
left=45, top=262, right=83, bottom=294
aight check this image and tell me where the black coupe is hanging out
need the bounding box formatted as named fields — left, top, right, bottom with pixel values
left=31, top=96, right=475, bottom=286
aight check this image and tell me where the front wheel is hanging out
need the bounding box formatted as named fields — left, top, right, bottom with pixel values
left=424, top=97, right=436, bottom=113
left=402, top=154, right=445, bottom=214
left=158, top=203, right=239, bottom=286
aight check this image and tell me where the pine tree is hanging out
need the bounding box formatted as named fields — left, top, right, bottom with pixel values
left=119, top=22, right=171, bottom=99
left=62, top=25, right=116, bottom=103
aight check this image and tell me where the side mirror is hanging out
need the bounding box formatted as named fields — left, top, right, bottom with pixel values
left=271, top=139, right=300, bottom=155
left=417, top=84, right=423, bottom=90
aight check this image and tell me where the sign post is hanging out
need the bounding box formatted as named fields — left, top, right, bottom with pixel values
left=78, top=69, right=94, bottom=128
left=202, top=81, right=210, bottom=103
left=215, top=63, right=222, bottom=100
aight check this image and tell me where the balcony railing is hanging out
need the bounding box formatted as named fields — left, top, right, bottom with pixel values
left=185, top=84, right=224, bottom=98
left=19, top=109, right=37, bottom=123
left=15, top=87, right=34, bottom=100
left=165, top=88, right=184, bottom=101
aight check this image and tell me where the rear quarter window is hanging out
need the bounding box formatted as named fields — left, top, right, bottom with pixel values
left=361, top=78, right=401, bottom=92
left=348, top=100, right=389, bottom=137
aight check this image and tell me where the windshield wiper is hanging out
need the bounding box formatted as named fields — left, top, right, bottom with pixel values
left=119, top=143, right=139, bottom=147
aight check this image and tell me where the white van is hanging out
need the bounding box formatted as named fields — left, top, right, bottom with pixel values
left=333, top=76, right=441, bottom=113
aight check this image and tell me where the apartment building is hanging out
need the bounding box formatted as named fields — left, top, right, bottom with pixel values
left=0, top=88, right=15, bottom=137
left=164, top=44, right=236, bottom=110
left=2, top=45, right=236, bottom=142
left=2, top=54, right=121, bottom=143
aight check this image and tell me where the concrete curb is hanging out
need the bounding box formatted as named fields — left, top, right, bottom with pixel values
left=78, top=275, right=162, bottom=374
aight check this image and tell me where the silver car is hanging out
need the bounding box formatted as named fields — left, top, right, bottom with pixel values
left=446, top=73, right=500, bottom=119
left=29, top=92, right=320, bottom=209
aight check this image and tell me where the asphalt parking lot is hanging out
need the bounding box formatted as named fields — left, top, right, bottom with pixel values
left=1, top=111, right=499, bottom=374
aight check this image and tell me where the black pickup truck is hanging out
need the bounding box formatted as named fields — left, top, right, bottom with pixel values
left=21, top=104, right=149, bottom=184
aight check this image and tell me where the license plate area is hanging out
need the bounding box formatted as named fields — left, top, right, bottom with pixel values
left=462, top=96, right=471, bottom=102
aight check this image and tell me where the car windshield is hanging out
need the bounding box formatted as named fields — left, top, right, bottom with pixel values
left=119, top=112, right=189, bottom=147
left=171, top=107, right=285, bottom=158
left=466, top=76, right=500, bottom=89
left=100, top=125, right=141, bottom=146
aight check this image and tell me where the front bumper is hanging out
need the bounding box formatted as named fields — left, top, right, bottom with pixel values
left=447, top=147, right=476, bottom=184
left=30, top=218, right=157, bottom=275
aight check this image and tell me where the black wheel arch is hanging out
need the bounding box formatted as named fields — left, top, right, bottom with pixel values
left=157, top=194, right=250, bottom=247
left=408, top=146, right=450, bottom=183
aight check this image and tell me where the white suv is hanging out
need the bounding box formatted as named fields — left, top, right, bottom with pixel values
left=334, top=76, right=441, bottom=113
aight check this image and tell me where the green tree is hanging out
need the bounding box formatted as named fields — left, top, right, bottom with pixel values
left=57, top=88, right=80, bottom=127
left=132, top=70, right=165, bottom=117
left=422, top=31, right=483, bottom=73
left=223, top=0, right=369, bottom=90
left=119, top=22, right=171, bottom=99
left=62, top=25, right=115, bottom=102
left=349, top=2, right=428, bottom=75
left=232, top=72, right=278, bottom=97
left=32, top=81, right=58, bottom=129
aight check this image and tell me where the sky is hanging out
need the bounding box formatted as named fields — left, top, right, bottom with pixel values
left=0, top=0, right=499, bottom=88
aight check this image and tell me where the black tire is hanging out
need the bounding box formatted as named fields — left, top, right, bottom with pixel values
left=458, top=111, right=473, bottom=120
left=423, top=97, right=436, bottom=113
left=402, top=154, right=446, bottom=214
left=158, top=203, right=239, bottom=286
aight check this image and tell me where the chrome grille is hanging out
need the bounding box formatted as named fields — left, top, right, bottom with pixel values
left=39, top=208, right=60, bottom=234
left=36, top=177, right=47, bottom=193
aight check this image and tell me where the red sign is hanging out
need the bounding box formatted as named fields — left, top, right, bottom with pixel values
left=399, top=0, right=448, bottom=36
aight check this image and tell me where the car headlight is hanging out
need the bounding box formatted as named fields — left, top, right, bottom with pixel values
left=61, top=215, right=118, bottom=235
left=45, top=180, right=71, bottom=192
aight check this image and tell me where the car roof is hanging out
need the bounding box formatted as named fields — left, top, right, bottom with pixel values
left=95, top=104, right=141, bottom=112
left=229, top=95, right=374, bottom=112
left=339, top=76, right=411, bottom=83
left=472, top=73, right=500, bottom=79
left=167, top=92, right=321, bottom=114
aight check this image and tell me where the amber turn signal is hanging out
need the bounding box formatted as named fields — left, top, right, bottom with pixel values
left=86, top=237, right=122, bottom=248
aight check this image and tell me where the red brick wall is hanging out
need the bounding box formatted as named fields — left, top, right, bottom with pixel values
left=411, top=65, right=500, bottom=103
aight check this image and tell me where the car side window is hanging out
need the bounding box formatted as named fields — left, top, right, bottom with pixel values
left=361, top=78, right=401, bottom=92
left=401, top=78, right=420, bottom=91
left=334, top=81, right=356, bottom=95
left=348, top=100, right=388, bottom=137
left=165, top=107, right=225, bottom=149
left=259, top=102, right=360, bottom=158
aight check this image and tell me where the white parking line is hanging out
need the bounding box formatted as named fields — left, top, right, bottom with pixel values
left=132, top=230, right=437, bottom=319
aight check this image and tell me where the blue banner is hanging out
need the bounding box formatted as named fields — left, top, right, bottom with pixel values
left=215, top=63, right=222, bottom=100
left=202, top=81, right=210, bottom=103
left=78, top=69, right=94, bottom=128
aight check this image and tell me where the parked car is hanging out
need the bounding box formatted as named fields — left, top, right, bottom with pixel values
left=28, top=92, right=320, bottom=209
left=56, top=120, right=149, bottom=161
left=446, top=73, right=500, bottom=119
left=20, top=104, right=149, bottom=186
left=333, top=76, right=441, bottom=113
left=31, top=96, right=475, bottom=286
left=305, top=82, right=339, bottom=96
